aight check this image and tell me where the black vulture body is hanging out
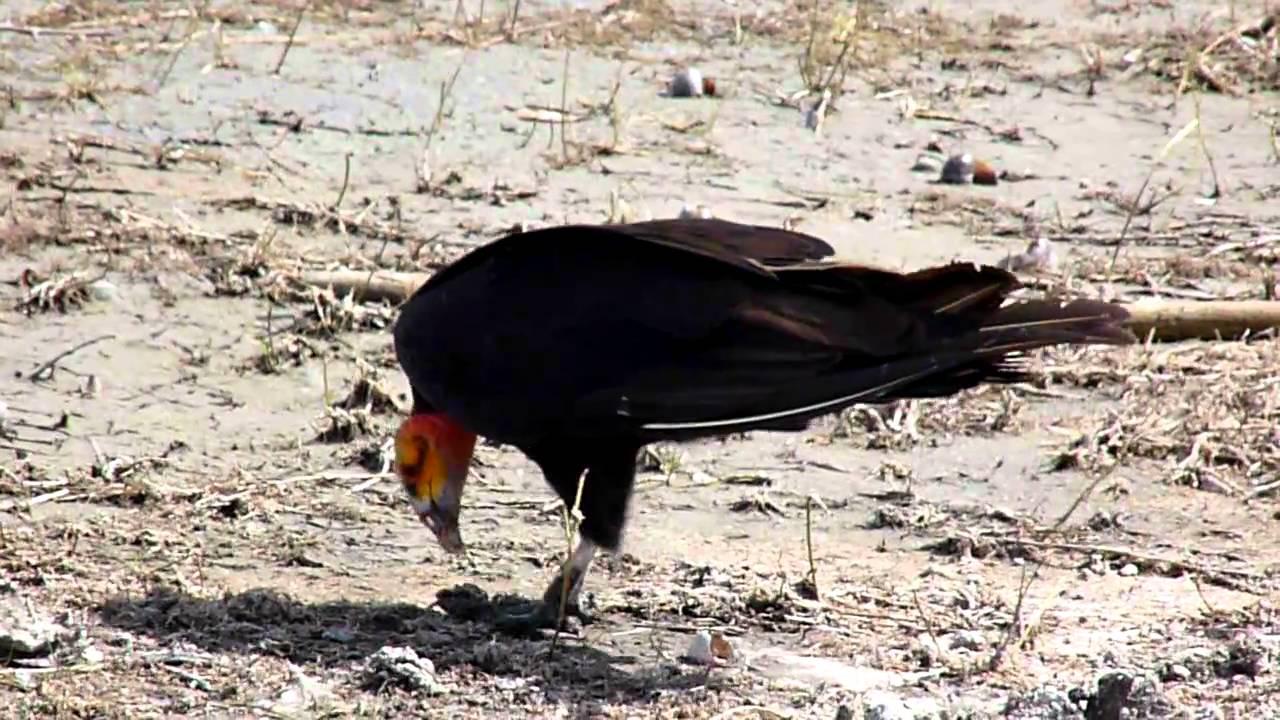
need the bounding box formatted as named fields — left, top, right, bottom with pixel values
left=393, top=218, right=1134, bottom=629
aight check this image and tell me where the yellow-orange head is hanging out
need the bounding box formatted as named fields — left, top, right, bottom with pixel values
left=394, top=412, right=477, bottom=553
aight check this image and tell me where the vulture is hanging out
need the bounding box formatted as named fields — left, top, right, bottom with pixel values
left=391, top=218, right=1134, bottom=631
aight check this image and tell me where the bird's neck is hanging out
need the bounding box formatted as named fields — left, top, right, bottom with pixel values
left=431, top=412, right=478, bottom=469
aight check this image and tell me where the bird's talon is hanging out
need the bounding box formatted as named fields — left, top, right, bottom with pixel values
left=493, top=600, right=590, bottom=636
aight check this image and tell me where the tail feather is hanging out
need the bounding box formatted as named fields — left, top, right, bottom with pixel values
left=893, top=296, right=1134, bottom=398
left=640, top=270, right=1135, bottom=436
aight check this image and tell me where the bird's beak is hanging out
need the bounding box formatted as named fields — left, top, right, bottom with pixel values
left=411, top=489, right=465, bottom=554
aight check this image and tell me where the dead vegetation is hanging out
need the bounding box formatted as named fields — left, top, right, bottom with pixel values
left=1112, top=12, right=1280, bottom=96
left=1045, top=341, right=1280, bottom=498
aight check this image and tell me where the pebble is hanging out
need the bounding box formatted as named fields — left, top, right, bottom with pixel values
left=322, top=626, right=355, bottom=644
left=862, top=690, right=942, bottom=720
left=1118, top=563, right=1139, bottom=577
left=79, top=644, right=105, bottom=664
left=0, top=610, right=65, bottom=659
left=266, top=665, right=335, bottom=716
left=862, top=690, right=912, bottom=720
left=911, top=152, right=946, bottom=173
left=1003, top=686, right=1080, bottom=719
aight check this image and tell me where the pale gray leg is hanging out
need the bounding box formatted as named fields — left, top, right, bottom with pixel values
left=496, top=537, right=598, bottom=634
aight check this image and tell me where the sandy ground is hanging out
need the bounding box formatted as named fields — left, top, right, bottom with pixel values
left=2, top=1, right=1279, bottom=718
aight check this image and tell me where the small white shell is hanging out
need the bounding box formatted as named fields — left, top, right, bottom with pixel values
left=998, top=237, right=1058, bottom=273
left=86, top=279, right=119, bottom=302
left=686, top=631, right=716, bottom=664
left=939, top=153, right=976, bottom=184
left=677, top=203, right=712, bottom=220
left=684, top=630, right=733, bottom=665
left=669, top=67, right=704, bottom=98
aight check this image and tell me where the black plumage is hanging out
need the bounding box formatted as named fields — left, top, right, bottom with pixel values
left=392, top=217, right=1134, bottom=629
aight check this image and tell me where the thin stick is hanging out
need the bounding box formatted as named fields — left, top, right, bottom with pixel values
left=0, top=23, right=118, bottom=37
left=26, top=334, right=115, bottom=383
left=507, top=0, right=522, bottom=38
left=804, top=495, right=820, bottom=601
left=425, top=57, right=465, bottom=150
left=1192, top=93, right=1222, bottom=198
left=1108, top=117, right=1199, bottom=277
left=154, top=0, right=211, bottom=91
left=274, top=1, right=309, bottom=75
left=1053, top=465, right=1117, bottom=530
left=334, top=152, right=352, bottom=209
left=987, top=562, right=1038, bottom=672
left=708, top=708, right=788, bottom=720
left=550, top=468, right=589, bottom=656
left=910, top=590, right=944, bottom=660
left=1007, top=538, right=1262, bottom=586
left=559, top=48, right=571, bottom=163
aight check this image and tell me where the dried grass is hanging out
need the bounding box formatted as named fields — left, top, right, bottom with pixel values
left=1044, top=341, right=1280, bottom=496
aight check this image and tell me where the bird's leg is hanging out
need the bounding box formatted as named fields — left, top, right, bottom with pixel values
left=540, top=535, right=597, bottom=618
left=495, top=536, right=598, bottom=634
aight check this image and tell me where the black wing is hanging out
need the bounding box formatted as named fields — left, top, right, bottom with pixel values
left=394, top=219, right=1133, bottom=444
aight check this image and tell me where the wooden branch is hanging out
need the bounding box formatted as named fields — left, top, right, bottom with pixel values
left=300, top=270, right=424, bottom=304
left=1124, top=299, right=1280, bottom=342
left=299, top=271, right=1280, bottom=342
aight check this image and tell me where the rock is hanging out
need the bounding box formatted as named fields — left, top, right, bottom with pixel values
left=944, top=629, right=988, bottom=652
left=321, top=626, right=355, bottom=644
left=0, top=610, right=66, bottom=660
left=86, top=279, right=119, bottom=302
left=863, top=690, right=912, bottom=720
left=264, top=663, right=335, bottom=717
left=1004, top=686, right=1081, bottom=719
left=1010, top=671, right=1174, bottom=720
left=749, top=648, right=928, bottom=693
left=1216, top=637, right=1269, bottom=678
left=1118, top=563, right=1139, bottom=577
left=363, top=645, right=443, bottom=694
left=911, top=152, right=946, bottom=173
left=1084, top=671, right=1134, bottom=720
left=862, top=690, right=941, bottom=720
left=79, top=643, right=105, bottom=664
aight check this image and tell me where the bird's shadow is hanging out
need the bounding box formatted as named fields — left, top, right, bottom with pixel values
left=97, top=583, right=705, bottom=701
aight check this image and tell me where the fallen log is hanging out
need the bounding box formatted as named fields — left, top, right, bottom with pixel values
left=1123, top=298, right=1280, bottom=342
left=300, top=270, right=424, bottom=305
left=299, top=270, right=1280, bottom=343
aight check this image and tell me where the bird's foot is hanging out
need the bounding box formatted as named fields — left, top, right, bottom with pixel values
left=493, top=593, right=595, bottom=637
left=492, top=537, right=600, bottom=637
